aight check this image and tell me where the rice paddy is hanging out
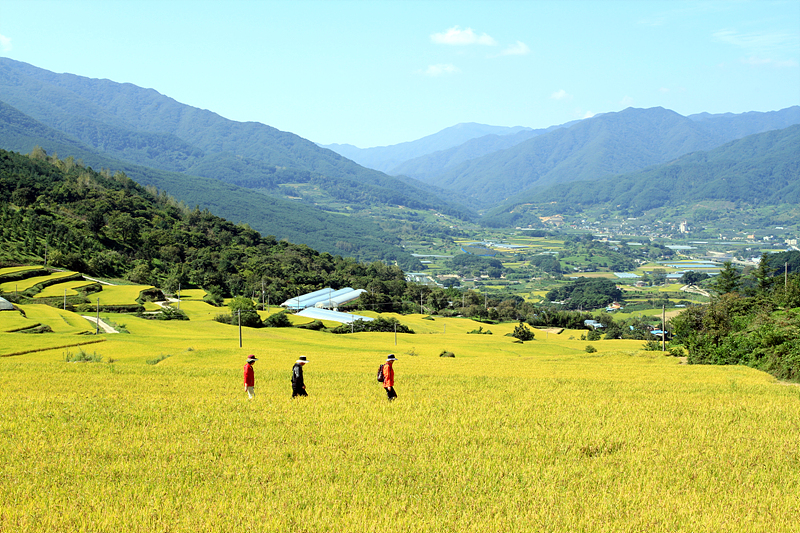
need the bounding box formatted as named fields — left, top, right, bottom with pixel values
left=1, top=273, right=799, bottom=532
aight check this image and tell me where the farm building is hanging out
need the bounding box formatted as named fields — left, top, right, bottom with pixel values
left=281, top=288, right=365, bottom=311
left=0, top=296, right=13, bottom=311
left=295, top=307, right=374, bottom=325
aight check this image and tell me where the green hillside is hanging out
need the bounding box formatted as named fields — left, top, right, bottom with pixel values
left=0, top=147, right=413, bottom=301
left=423, top=106, right=799, bottom=210
left=0, top=101, right=426, bottom=268
left=0, top=58, right=472, bottom=221
left=499, top=125, right=800, bottom=217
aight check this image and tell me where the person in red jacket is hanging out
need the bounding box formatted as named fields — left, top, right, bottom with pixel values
left=244, top=355, right=258, bottom=399
left=383, top=354, right=397, bottom=401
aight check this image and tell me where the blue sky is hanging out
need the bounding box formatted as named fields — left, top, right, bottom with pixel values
left=1, top=0, right=798, bottom=147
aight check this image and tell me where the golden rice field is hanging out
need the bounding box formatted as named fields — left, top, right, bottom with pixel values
left=1, top=293, right=799, bottom=532
left=0, top=270, right=78, bottom=293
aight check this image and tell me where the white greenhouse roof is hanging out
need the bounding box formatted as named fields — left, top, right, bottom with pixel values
left=295, top=307, right=374, bottom=324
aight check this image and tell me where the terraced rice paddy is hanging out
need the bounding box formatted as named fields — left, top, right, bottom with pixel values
left=1, top=271, right=799, bottom=532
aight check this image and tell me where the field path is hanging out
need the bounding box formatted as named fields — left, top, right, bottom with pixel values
left=82, top=316, right=119, bottom=333
left=80, top=275, right=115, bottom=286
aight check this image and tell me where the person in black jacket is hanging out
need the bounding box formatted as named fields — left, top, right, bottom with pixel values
left=291, top=356, right=309, bottom=397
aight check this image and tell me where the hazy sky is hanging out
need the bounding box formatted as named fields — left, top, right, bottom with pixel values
left=1, top=0, right=798, bottom=147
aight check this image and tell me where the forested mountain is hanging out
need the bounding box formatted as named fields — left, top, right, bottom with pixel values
left=0, top=147, right=415, bottom=303
left=418, top=106, right=800, bottom=209
left=388, top=121, right=579, bottom=179
left=483, top=125, right=800, bottom=223
left=688, top=107, right=800, bottom=138
left=0, top=101, right=423, bottom=269
left=322, top=122, right=532, bottom=173
left=0, top=58, right=469, bottom=220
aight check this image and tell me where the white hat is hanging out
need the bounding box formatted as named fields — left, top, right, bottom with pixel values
left=386, top=354, right=397, bottom=361
left=296, top=356, right=309, bottom=364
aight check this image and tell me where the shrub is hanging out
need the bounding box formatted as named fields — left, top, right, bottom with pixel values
left=642, top=340, right=662, bottom=351
left=64, top=348, right=103, bottom=363
left=296, top=320, right=325, bottom=331
left=467, top=326, right=493, bottom=335
left=147, top=353, right=172, bottom=365
left=213, top=313, right=233, bottom=325
left=330, top=317, right=414, bottom=334
left=586, top=329, right=602, bottom=341
left=203, top=290, right=224, bottom=307
left=263, top=311, right=293, bottom=328
left=510, top=321, right=535, bottom=341
left=439, top=350, right=455, bottom=358
left=585, top=345, right=597, bottom=353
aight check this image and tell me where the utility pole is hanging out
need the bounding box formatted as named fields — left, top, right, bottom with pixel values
left=238, top=309, right=242, bottom=348
left=96, top=298, right=100, bottom=335
left=662, top=305, right=666, bottom=352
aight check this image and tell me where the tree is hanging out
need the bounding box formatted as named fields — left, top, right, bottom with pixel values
left=713, top=262, right=741, bottom=295
left=680, top=271, right=709, bottom=285
left=752, top=252, right=774, bottom=293
left=511, top=321, right=535, bottom=341
left=228, top=296, right=261, bottom=328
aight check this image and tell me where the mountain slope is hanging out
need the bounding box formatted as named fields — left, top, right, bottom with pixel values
left=0, top=147, right=411, bottom=305
left=688, top=107, right=800, bottom=139
left=491, top=124, right=800, bottom=219
left=388, top=121, right=581, bottom=179
left=0, top=100, right=423, bottom=269
left=322, top=122, right=531, bottom=173
left=424, top=106, right=800, bottom=209
left=0, top=58, right=468, bottom=218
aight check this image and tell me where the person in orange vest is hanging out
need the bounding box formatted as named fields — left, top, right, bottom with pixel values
left=244, top=355, right=258, bottom=399
left=383, top=354, right=397, bottom=401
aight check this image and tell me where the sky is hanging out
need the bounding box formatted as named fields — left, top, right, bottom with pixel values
left=1, top=0, right=798, bottom=148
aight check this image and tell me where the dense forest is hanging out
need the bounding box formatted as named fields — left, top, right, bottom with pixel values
left=670, top=252, right=800, bottom=381
left=499, top=124, right=800, bottom=218
left=0, top=148, right=413, bottom=305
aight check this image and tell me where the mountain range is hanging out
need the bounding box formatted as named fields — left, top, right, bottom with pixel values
left=1, top=56, right=798, bottom=256
left=399, top=107, right=799, bottom=209
left=481, top=124, right=800, bottom=227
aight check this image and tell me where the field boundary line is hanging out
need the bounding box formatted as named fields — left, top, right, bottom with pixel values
left=1, top=338, right=107, bottom=358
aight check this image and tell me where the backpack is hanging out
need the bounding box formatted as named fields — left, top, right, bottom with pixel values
left=377, top=363, right=385, bottom=383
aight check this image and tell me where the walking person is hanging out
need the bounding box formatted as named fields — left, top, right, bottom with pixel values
left=291, top=356, right=309, bottom=398
left=383, top=354, right=397, bottom=401
left=244, top=355, right=258, bottom=399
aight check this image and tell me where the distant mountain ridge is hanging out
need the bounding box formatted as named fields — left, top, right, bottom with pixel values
left=419, top=106, right=800, bottom=209
left=322, top=122, right=532, bottom=173
left=388, top=121, right=581, bottom=179
left=0, top=58, right=469, bottom=220
left=0, top=100, right=425, bottom=269
left=482, top=124, right=800, bottom=226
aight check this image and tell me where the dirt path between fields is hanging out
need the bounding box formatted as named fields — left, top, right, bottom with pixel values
left=82, top=316, right=119, bottom=333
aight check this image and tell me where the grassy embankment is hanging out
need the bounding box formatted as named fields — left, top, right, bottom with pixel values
left=1, top=275, right=799, bottom=532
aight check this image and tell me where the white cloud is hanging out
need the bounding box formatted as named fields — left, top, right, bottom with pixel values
left=659, top=87, right=670, bottom=93
left=421, top=64, right=460, bottom=77
left=550, top=89, right=572, bottom=101
left=620, top=95, right=635, bottom=107
left=0, top=34, right=11, bottom=52
left=431, top=26, right=497, bottom=46
left=582, top=111, right=595, bottom=119
left=500, top=41, right=530, bottom=56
